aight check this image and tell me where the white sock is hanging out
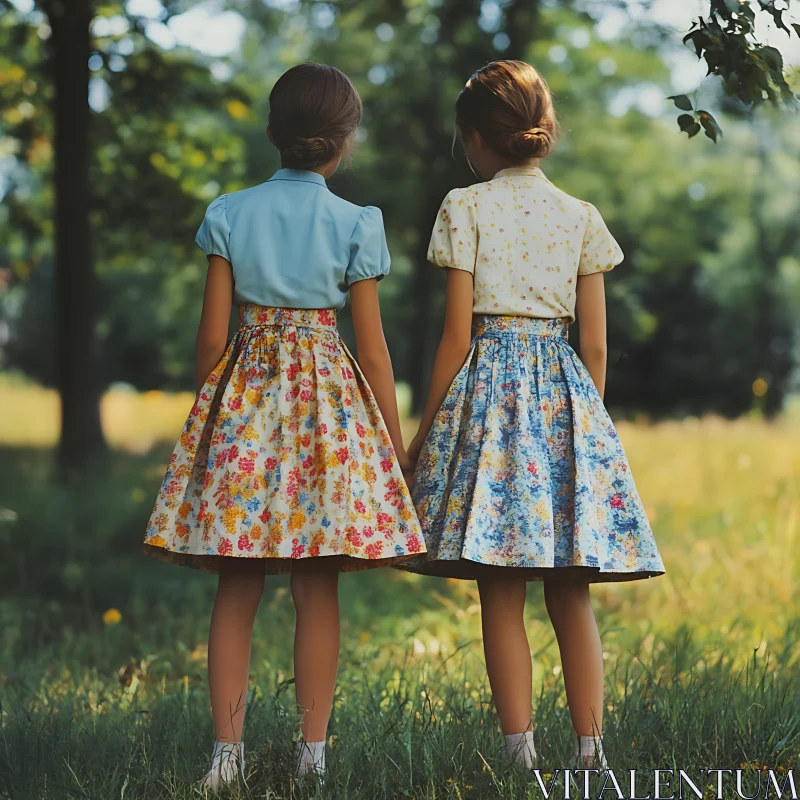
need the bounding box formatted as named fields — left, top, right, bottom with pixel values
left=202, top=741, right=244, bottom=789
left=295, top=739, right=326, bottom=776
left=573, top=734, right=607, bottom=769
left=504, top=730, right=536, bottom=769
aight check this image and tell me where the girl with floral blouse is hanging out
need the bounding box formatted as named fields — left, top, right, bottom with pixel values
left=405, top=60, right=664, bottom=771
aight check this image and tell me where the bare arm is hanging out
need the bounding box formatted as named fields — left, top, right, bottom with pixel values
left=575, top=272, right=607, bottom=400
left=408, top=269, right=474, bottom=464
left=350, top=278, right=410, bottom=470
left=195, top=255, right=233, bottom=393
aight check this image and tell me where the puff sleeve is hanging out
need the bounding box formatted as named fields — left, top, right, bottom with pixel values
left=578, top=202, right=624, bottom=275
left=195, top=195, right=231, bottom=261
left=427, top=188, right=477, bottom=273
left=346, top=206, right=391, bottom=285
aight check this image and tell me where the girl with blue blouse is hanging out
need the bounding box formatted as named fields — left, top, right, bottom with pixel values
left=144, top=63, right=424, bottom=788
left=405, top=61, right=665, bottom=771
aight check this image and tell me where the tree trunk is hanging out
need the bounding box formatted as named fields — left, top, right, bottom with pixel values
left=752, top=123, right=794, bottom=418
left=48, top=0, right=106, bottom=470
left=506, top=0, right=539, bottom=61
left=407, top=0, right=484, bottom=414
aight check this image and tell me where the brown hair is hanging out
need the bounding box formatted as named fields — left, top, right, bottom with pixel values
left=455, top=60, right=558, bottom=162
left=268, top=63, right=362, bottom=169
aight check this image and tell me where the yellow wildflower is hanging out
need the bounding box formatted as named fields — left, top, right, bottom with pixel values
left=103, top=608, right=122, bottom=625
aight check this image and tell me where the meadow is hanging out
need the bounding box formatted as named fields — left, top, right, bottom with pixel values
left=0, top=378, right=799, bottom=799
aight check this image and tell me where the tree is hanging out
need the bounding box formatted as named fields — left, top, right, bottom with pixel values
left=46, top=0, right=105, bottom=470
left=1, top=0, right=252, bottom=469
left=1, top=0, right=799, bottom=431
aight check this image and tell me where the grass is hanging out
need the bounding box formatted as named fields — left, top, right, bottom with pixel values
left=0, top=379, right=799, bottom=798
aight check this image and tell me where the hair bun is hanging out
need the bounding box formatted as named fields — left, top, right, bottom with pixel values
left=269, top=63, right=363, bottom=170
left=455, top=61, right=559, bottom=163
left=508, top=126, right=552, bottom=159
left=281, top=135, right=339, bottom=168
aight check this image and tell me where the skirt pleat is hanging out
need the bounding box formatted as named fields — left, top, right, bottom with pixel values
left=144, top=305, right=425, bottom=573
left=402, top=315, right=664, bottom=582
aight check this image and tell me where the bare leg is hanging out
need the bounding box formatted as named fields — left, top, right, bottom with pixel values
left=291, top=560, right=340, bottom=742
left=477, top=575, right=533, bottom=735
left=207, top=560, right=265, bottom=742
left=543, top=579, right=604, bottom=737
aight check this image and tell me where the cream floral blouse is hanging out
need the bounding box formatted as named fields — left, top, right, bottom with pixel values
left=427, top=166, right=623, bottom=321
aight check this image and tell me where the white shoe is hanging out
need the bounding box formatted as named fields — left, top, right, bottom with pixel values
left=505, top=731, right=537, bottom=769
left=294, top=739, right=326, bottom=777
left=572, top=733, right=608, bottom=770
left=201, top=741, right=245, bottom=791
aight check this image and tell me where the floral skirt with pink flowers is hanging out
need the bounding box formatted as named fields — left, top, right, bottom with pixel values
left=144, top=305, right=425, bottom=573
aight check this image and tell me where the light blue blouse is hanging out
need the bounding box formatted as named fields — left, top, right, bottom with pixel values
left=195, top=169, right=391, bottom=309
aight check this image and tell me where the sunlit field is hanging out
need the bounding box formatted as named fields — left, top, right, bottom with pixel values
left=0, top=374, right=199, bottom=453
left=1, top=378, right=799, bottom=798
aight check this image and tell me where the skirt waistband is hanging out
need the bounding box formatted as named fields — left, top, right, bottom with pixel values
left=472, top=315, right=569, bottom=338
left=239, top=304, right=338, bottom=330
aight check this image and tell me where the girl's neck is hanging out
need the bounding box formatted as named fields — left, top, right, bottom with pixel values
left=490, top=157, right=541, bottom=178
left=281, top=154, right=341, bottom=180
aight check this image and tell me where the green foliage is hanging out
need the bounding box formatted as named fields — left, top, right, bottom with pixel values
left=0, top=2, right=250, bottom=389
left=698, top=109, right=723, bottom=141
left=677, top=112, right=702, bottom=137
left=1, top=1, right=799, bottom=414
left=668, top=93, right=694, bottom=111
left=677, top=0, right=799, bottom=137
left=670, top=96, right=721, bottom=141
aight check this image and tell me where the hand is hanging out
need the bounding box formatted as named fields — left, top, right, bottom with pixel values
left=407, top=434, right=424, bottom=467
left=396, top=448, right=413, bottom=473
left=396, top=447, right=416, bottom=487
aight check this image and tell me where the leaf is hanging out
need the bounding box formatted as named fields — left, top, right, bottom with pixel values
left=698, top=110, right=723, bottom=142
left=793, top=23, right=800, bottom=38
left=683, top=29, right=705, bottom=57
left=677, top=113, right=702, bottom=138
left=760, top=45, right=784, bottom=74
left=668, top=94, right=694, bottom=111
left=758, top=0, right=790, bottom=34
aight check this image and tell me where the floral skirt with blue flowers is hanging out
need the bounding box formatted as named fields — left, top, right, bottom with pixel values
left=144, top=305, right=425, bottom=573
left=403, top=315, right=664, bottom=582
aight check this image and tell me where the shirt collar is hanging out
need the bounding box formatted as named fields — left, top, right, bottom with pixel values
left=492, top=165, right=549, bottom=181
left=268, top=168, right=328, bottom=187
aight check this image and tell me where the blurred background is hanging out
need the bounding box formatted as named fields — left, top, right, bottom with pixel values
left=1, top=1, right=799, bottom=797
